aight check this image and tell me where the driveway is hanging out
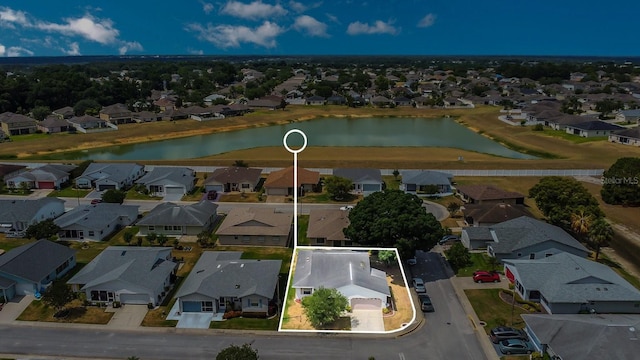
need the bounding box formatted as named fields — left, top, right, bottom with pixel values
left=176, top=313, right=214, bottom=329
left=106, top=304, right=148, bottom=328
left=163, top=193, right=184, bottom=202
left=0, top=295, right=33, bottom=323
left=350, top=305, right=384, bottom=332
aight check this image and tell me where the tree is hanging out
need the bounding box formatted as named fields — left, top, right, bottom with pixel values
left=25, top=219, right=60, bottom=240
left=31, top=105, right=51, bottom=121
left=444, top=242, right=472, bottom=271
left=233, top=160, right=249, bottom=167
left=197, top=231, right=212, bottom=247
left=73, top=98, right=101, bottom=116
left=157, top=234, right=169, bottom=246
left=344, top=190, right=445, bottom=257
left=324, top=176, right=353, bottom=200
left=123, top=230, right=134, bottom=245
left=529, top=176, right=602, bottom=227
left=102, top=189, right=126, bottom=204
left=589, top=218, right=613, bottom=260
left=392, top=169, right=399, bottom=180
left=570, top=208, right=593, bottom=242
left=487, top=256, right=501, bottom=272
left=601, top=157, right=640, bottom=206
left=145, top=232, right=158, bottom=245
left=216, top=343, right=259, bottom=360
left=301, top=287, right=349, bottom=328
left=446, top=202, right=461, bottom=217
left=378, top=250, right=398, bottom=267
left=42, top=280, right=74, bottom=312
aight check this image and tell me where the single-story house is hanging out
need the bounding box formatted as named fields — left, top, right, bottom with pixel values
left=215, top=207, right=292, bottom=247
left=522, top=314, right=640, bottom=360
left=546, top=114, right=592, bottom=130
left=0, top=112, right=37, bottom=136
left=38, top=116, right=70, bottom=133
left=263, top=166, right=320, bottom=196
left=326, top=95, right=346, bottom=105
left=292, top=249, right=390, bottom=309
left=99, top=103, right=132, bottom=124
left=75, top=162, right=145, bottom=191
left=135, top=166, right=195, bottom=197
left=54, top=203, right=139, bottom=241
left=400, top=170, right=453, bottom=196
left=306, top=95, right=326, bottom=105
left=462, top=203, right=532, bottom=227
left=0, top=164, right=26, bottom=182
left=461, top=216, right=590, bottom=260
left=52, top=106, right=75, bottom=119
left=203, top=166, right=263, bottom=193
left=0, top=240, right=76, bottom=301
left=175, top=251, right=281, bottom=316
left=565, top=120, right=625, bottom=137
left=67, top=115, right=117, bottom=133
left=504, top=252, right=640, bottom=314
left=615, top=109, right=640, bottom=123
left=609, top=127, right=640, bottom=146
left=137, top=201, right=219, bottom=236
left=306, top=209, right=352, bottom=247
left=456, top=184, right=524, bottom=205
left=159, top=107, right=188, bottom=121
left=5, top=164, right=76, bottom=190
left=67, top=246, right=177, bottom=306
left=0, top=198, right=66, bottom=233
left=132, top=111, right=161, bottom=123
left=370, top=95, right=393, bottom=107
left=333, top=168, right=383, bottom=196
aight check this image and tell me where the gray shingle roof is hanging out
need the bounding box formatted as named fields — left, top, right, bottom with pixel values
left=79, top=162, right=142, bottom=184
left=306, top=209, right=350, bottom=241
left=292, top=249, right=390, bottom=296
left=135, top=166, right=195, bottom=188
left=333, top=168, right=382, bottom=183
left=204, top=167, right=263, bottom=185
left=215, top=208, right=292, bottom=236
left=569, top=120, right=625, bottom=131
left=175, top=251, right=281, bottom=299
left=401, top=170, right=453, bottom=185
left=54, top=203, right=139, bottom=229
left=505, top=252, right=640, bottom=303
left=137, top=201, right=217, bottom=226
left=67, top=246, right=176, bottom=292
left=0, top=240, right=76, bottom=283
left=0, top=198, right=65, bottom=225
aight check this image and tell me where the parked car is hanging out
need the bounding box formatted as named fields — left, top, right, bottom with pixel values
left=490, top=326, right=528, bottom=344
left=439, top=234, right=460, bottom=245
left=498, top=339, right=535, bottom=355
left=407, top=257, right=417, bottom=266
left=418, top=294, right=434, bottom=312
left=412, top=278, right=426, bottom=293
left=473, top=270, right=500, bottom=283
left=339, top=205, right=354, bottom=211
left=90, top=199, right=102, bottom=205
left=207, top=190, right=217, bottom=200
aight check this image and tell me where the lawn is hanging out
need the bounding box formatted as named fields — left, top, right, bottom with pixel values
left=538, top=129, right=608, bottom=144
left=455, top=252, right=497, bottom=277
left=214, top=245, right=293, bottom=273
left=297, top=215, right=310, bottom=245
left=382, top=175, right=401, bottom=190
left=0, top=236, right=32, bottom=252
left=17, top=299, right=113, bottom=324
left=464, top=289, right=529, bottom=333
left=218, top=192, right=262, bottom=202
left=125, top=189, right=162, bottom=200
left=47, top=186, right=91, bottom=198
left=299, top=191, right=360, bottom=204
left=209, top=316, right=280, bottom=330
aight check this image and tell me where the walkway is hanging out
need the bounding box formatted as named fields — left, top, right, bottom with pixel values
left=0, top=295, right=33, bottom=324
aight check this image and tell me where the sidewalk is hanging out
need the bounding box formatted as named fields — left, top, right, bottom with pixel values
left=0, top=295, right=34, bottom=324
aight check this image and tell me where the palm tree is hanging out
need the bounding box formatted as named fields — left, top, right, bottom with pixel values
left=589, top=218, right=613, bottom=261
left=570, top=209, right=593, bottom=242
left=447, top=202, right=461, bottom=218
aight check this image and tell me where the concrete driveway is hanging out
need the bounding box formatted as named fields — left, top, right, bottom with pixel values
left=163, top=193, right=184, bottom=202
left=176, top=313, right=214, bottom=329
left=106, top=304, right=148, bottom=328
left=350, top=307, right=384, bottom=332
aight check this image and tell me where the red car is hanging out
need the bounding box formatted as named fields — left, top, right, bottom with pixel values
left=473, top=271, right=500, bottom=283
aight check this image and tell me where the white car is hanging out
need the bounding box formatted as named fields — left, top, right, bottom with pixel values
left=412, top=278, right=426, bottom=293
left=340, top=205, right=354, bottom=211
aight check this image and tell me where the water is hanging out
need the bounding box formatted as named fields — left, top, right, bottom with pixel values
left=49, top=117, right=537, bottom=160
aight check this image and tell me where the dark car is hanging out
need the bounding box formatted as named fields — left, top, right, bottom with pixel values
left=90, top=199, right=102, bottom=205
left=207, top=190, right=218, bottom=200
left=473, top=270, right=500, bottom=283
left=418, top=294, right=434, bottom=312
left=498, top=339, right=534, bottom=355
left=489, top=326, right=528, bottom=344
left=439, top=234, right=460, bottom=245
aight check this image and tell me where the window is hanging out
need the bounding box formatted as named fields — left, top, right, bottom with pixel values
left=250, top=298, right=260, bottom=307
left=164, top=226, right=172, bottom=231
left=316, top=238, right=325, bottom=244
left=529, top=253, right=535, bottom=260
left=257, top=236, right=265, bottom=243
left=545, top=253, right=553, bottom=257
left=88, top=231, right=94, bottom=236
left=242, top=183, right=250, bottom=189
left=302, top=288, right=312, bottom=295
left=272, top=236, right=280, bottom=242
left=173, top=226, right=181, bottom=231
left=148, top=226, right=155, bottom=231
left=242, top=236, right=250, bottom=243
left=516, top=253, right=522, bottom=257
left=202, top=301, right=214, bottom=312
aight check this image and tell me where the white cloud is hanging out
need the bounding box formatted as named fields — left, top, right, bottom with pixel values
left=289, top=1, right=307, bottom=13
left=186, top=21, right=284, bottom=48
left=325, top=13, right=339, bottom=24
left=417, top=13, right=436, bottom=28
left=201, top=2, right=214, bottom=14
left=189, top=48, right=204, bottom=55
left=0, top=7, right=29, bottom=27
left=64, top=42, right=81, bottom=55
left=36, top=15, right=119, bottom=44
left=0, top=44, right=5, bottom=56
left=346, top=20, right=398, bottom=35
left=7, top=46, right=34, bottom=57
left=118, top=41, right=143, bottom=55
left=293, top=15, right=328, bottom=37
left=221, top=1, right=287, bottom=20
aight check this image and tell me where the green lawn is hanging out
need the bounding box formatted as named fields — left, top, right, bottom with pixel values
left=125, top=189, right=162, bottom=200
left=297, top=215, right=309, bottom=245
left=209, top=316, right=280, bottom=330
left=0, top=236, right=32, bottom=252
left=455, top=252, right=497, bottom=277
left=538, top=129, right=608, bottom=144
left=464, top=288, right=528, bottom=333
left=214, top=245, right=293, bottom=273
left=598, top=253, right=640, bottom=290
left=7, top=133, right=50, bottom=142
left=382, top=175, right=401, bottom=190
left=48, top=186, right=91, bottom=198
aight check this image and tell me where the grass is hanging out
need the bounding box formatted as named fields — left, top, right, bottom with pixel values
left=297, top=215, right=309, bottom=245
left=464, top=288, right=528, bottom=333
left=538, top=129, right=609, bottom=144
left=181, top=187, right=205, bottom=201
left=209, top=316, right=280, bottom=330
left=300, top=191, right=359, bottom=204
left=47, top=186, right=91, bottom=198
left=218, top=192, right=262, bottom=202
left=455, top=253, right=496, bottom=277
left=7, top=133, right=50, bottom=142
left=125, top=189, right=162, bottom=200
left=382, top=175, right=401, bottom=190
left=597, top=253, right=640, bottom=290
left=0, top=235, right=32, bottom=252
left=213, top=245, right=293, bottom=273
left=17, top=299, right=113, bottom=324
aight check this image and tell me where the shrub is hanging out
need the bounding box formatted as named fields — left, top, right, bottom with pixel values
left=223, top=310, right=242, bottom=319
left=533, top=123, right=544, bottom=131
left=112, top=301, right=121, bottom=308
left=147, top=302, right=154, bottom=309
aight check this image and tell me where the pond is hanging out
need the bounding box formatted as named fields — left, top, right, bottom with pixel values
left=48, top=117, right=537, bottom=160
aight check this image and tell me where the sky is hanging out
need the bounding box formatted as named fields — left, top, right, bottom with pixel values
left=0, top=0, right=638, bottom=57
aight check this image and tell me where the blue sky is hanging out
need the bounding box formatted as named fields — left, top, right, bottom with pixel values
left=0, top=0, right=638, bottom=57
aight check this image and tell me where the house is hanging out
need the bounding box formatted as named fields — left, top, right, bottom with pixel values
left=135, top=166, right=195, bottom=197
left=0, top=164, right=26, bottom=182
left=504, top=252, right=640, bottom=314
left=203, top=93, right=227, bottom=106
left=75, top=162, right=145, bottom=191
left=184, top=106, right=222, bottom=121
left=609, top=127, right=640, bottom=146
left=292, top=249, right=390, bottom=309
left=54, top=203, right=139, bottom=241
left=175, top=251, right=281, bottom=316
left=400, top=170, right=453, bottom=196
left=326, top=95, right=346, bottom=105
left=546, top=114, right=591, bottom=130
left=462, top=203, right=532, bottom=227
left=306, top=209, right=351, bottom=247
left=0, top=198, right=66, bottom=233
left=456, top=185, right=525, bottom=205
left=565, top=121, right=625, bottom=137
left=461, top=216, right=590, bottom=259
left=132, top=111, right=161, bottom=123
left=5, top=164, right=76, bottom=190
left=99, top=103, right=132, bottom=124
left=215, top=207, right=292, bottom=247
left=615, top=109, right=640, bottom=123
left=159, top=107, right=188, bottom=121
left=52, top=106, right=75, bottom=119
left=370, top=95, right=393, bottom=107
left=522, top=314, right=640, bottom=360
left=38, top=116, right=70, bottom=133
left=137, top=201, right=218, bottom=236
left=394, top=96, right=412, bottom=106
left=0, top=112, right=37, bottom=135
left=263, top=166, right=320, bottom=196
left=67, top=246, right=177, bottom=306
left=0, top=240, right=76, bottom=301
left=305, top=95, right=326, bottom=105
left=332, top=168, right=383, bottom=196
left=203, top=166, right=263, bottom=193
left=246, top=98, right=282, bottom=110
left=67, top=115, right=117, bottom=133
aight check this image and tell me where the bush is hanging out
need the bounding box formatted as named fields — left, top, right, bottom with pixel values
left=112, top=301, right=121, bottom=308
left=223, top=310, right=242, bottom=319
left=533, top=123, right=544, bottom=131
left=147, top=302, right=154, bottom=309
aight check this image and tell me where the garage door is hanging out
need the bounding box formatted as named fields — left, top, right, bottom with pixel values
left=350, top=298, right=382, bottom=310
left=182, top=301, right=202, bottom=312
left=165, top=186, right=184, bottom=194
left=38, top=181, right=55, bottom=189
left=119, top=293, right=150, bottom=305
left=16, top=282, right=36, bottom=296
left=266, top=188, right=288, bottom=196
left=98, top=184, right=116, bottom=191
left=206, top=185, right=224, bottom=193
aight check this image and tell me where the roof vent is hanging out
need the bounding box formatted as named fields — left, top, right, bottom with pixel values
left=240, top=264, right=245, bottom=268
left=235, top=284, right=240, bottom=289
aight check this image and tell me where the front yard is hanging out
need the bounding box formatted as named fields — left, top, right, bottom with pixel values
left=47, top=186, right=91, bottom=198
left=17, top=299, right=113, bottom=324
left=455, top=252, right=498, bottom=277
left=464, top=288, right=532, bottom=333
